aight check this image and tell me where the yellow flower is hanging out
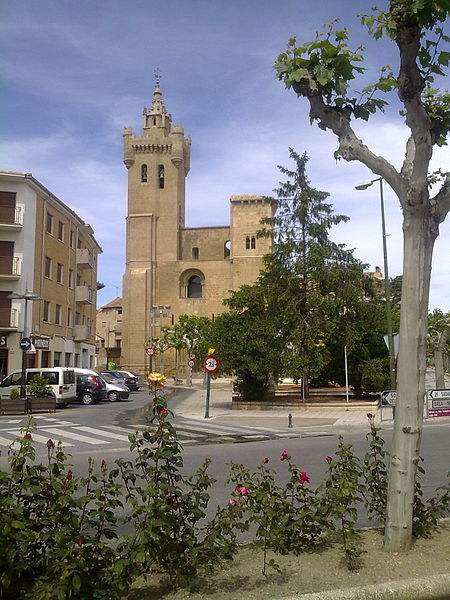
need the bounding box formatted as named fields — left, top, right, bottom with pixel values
left=148, top=372, right=166, bottom=387
left=208, top=348, right=215, bottom=355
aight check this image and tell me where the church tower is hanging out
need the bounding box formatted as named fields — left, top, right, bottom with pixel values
left=121, top=79, right=191, bottom=372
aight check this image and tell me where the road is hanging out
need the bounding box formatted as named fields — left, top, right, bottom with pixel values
left=1, top=386, right=449, bottom=516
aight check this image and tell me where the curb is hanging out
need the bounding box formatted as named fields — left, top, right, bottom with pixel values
left=275, top=573, right=450, bottom=599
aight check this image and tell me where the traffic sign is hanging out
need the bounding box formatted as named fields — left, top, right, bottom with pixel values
left=189, top=354, right=196, bottom=360
left=188, top=359, right=195, bottom=369
left=381, top=390, right=397, bottom=405
left=145, top=346, right=155, bottom=357
left=203, top=355, right=219, bottom=373
left=19, top=337, right=32, bottom=351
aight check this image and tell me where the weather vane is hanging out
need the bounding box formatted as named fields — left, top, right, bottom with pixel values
left=154, top=67, right=161, bottom=85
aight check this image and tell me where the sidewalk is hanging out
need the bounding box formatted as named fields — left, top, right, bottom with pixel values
left=166, top=376, right=450, bottom=432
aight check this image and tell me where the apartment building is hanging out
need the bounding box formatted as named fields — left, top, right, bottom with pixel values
left=0, top=171, right=102, bottom=378
left=95, top=297, right=122, bottom=369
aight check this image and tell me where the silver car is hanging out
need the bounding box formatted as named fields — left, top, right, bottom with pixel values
left=99, top=373, right=130, bottom=402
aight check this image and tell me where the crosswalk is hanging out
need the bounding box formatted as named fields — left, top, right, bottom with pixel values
left=0, top=416, right=332, bottom=451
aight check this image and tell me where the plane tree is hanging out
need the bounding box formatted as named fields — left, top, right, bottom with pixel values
left=274, top=0, right=449, bottom=551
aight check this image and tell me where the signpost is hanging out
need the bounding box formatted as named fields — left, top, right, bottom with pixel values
left=380, top=390, right=397, bottom=421
left=427, top=389, right=450, bottom=418
left=203, top=354, right=219, bottom=418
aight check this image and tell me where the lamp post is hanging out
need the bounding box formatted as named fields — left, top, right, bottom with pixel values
left=8, top=289, right=42, bottom=400
left=355, top=177, right=396, bottom=389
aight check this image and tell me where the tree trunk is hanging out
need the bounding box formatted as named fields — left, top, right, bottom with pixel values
left=434, top=329, right=448, bottom=389
left=384, top=210, right=436, bottom=552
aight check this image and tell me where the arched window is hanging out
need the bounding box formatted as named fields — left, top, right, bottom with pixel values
left=224, top=240, right=231, bottom=258
left=245, top=236, right=250, bottom=249
left=141, top=164, right=147, bottom=182
left=158, top=165, right=165, bottom=189
left=251, top=236, right=256, bottom=249
left=187, top=275, right=202, bottom=298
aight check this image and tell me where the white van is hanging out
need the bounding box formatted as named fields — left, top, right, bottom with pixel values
left=0, top=367, right=77, bottom=407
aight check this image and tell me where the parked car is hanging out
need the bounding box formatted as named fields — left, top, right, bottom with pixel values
left=100, top=373, right=130, bottom=401
left=0, top=367, right=76, bottom=407
left=100, top=370, right=139, bottom=391
left=115, top=370, right=141, bottom=389
left=74, top=368, right=107, bottom=405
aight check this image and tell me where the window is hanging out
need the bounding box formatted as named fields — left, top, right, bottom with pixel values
left=224, top=240, right=231, bottom=258
left=45, top=256, right=52, bottom=279
left=68, top=269, right=74, bottom=288
left=187, top=275, right=202, bottom=298
left=43, top=301, right=50, bottom=323
left=56, top=262, right=64, bottom=284
left=58, top=221, right=64, bottom=241
left=46, top=212, right=54, bottom=234
left=76, top=273, right=81, bottom=286
left=75, top=311, right=81, bottom=325
left=55, top=304, right=62, bottom=325
left=251, top=236, right=256, bottom=249
left=70, top=230, right=75, bottom=249
left=141, top=164, right=148, bottom=182
left=192, top=247, right=199, bottom=260
left=158, top=165, right=165, bottom=189
left=54, top=352, right=61, bottom=367
left=67, top=307, right=72, bottom=327
left=246, top=236, right=250, bottom=249
left=65, top=352, right=72, bottom=366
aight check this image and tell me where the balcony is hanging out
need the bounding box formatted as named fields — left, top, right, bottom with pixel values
left=73, top=324, right=91, bottom=341
left=0, top=307, right=18, bottom=329
left=76, top=248, right=94, bottom=270
left=0, top=256, right=21, bottom=279
left=75, top=285, right=93, bottom=304
left=0, top=206, right=24, bottom=230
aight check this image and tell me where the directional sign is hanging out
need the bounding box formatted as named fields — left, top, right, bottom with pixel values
left=429, top=389, right=450, bottom=399
left=381, top=390, right=397, bottom=405
left=145, top=346, right=155, bottom=357
left=203, top=355, right=219, bottom=373
left=19, top=337, right=32, bottom=351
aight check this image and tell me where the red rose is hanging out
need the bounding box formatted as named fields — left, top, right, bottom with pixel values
left=66, top=470, right=73, bottom=480
left=46, top=439, right=55, bottom=448
left=24, top=433, right=32, bottom=440
left=325, top=456, right=332, bottom=464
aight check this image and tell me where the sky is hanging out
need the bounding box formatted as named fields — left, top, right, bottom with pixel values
left=1, top=0, right=449, bottom=311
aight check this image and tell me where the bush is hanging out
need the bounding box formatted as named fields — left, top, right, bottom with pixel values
left=361, top=358, right=390, bottom=393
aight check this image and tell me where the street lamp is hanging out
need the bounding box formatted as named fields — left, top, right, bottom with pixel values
left=355, top=177, right=396, bottom=389
left=8, top=289, right=42, bottom=399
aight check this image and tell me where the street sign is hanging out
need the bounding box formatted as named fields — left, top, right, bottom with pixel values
left=145, top=346, right=155, bottom=357
left=427, top=390, right=450, bottom=417
left=19, top=337, right=32, bottom=351
left=188, top=359, right=195, bottom=369
left=429, top=389, right=450, bottom=400
left=203, top=355, right=219, bottom=373
left=189, top=354, right=196, bottom=360
left=381, top=390, right=397, bottom=405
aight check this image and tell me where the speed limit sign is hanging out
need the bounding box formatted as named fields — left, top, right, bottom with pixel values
left=188, top=359, right=195, bottom=368
left=145, top=346, right=155, bottom=357
left=203, top=355, right=219, bottom=373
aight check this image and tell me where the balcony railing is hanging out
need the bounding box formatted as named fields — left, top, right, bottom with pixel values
left=0, top=307, right=18, bottom=328
left=75, top=285, right=93, bottom=304
left=76, top=248, right=94, bottom=270
left=0, top=256, right=21, bottom=277
left=0, top=206, right=24, bottom=227
left=73, top=324, right=91, bottom=341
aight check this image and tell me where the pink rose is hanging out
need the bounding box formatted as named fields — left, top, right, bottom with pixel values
left=280, top=451, right=288, bottom=461
left=24, top=433, right=32, bottom=440
left=367, top=412, right=374, bottom=420
left=298, top=471, right=310, bottom=485
left=228, top=498, right=237, bottom=506
left=325, top=456, right=332, bottom=464
left=161, top=407, right=168, bottom=415
left=236, top=486, right=249, bottom=497
left=46, top=439, right=55, bottom=448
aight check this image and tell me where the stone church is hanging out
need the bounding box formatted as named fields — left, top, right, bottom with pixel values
left=121, top=80, right=274, bottom=374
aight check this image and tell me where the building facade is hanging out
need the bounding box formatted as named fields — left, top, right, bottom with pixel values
left=121, top=81, right=274, bottom=374
left=0, top=171, right=101, bottom=377
left=95, top=296, right=122, bottom=370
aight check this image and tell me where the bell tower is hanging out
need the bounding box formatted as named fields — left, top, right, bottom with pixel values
left=121, top=76, right=191, bottom=372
